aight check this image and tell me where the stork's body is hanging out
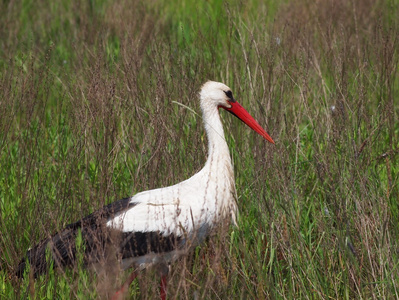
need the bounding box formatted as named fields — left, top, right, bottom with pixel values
left=16, top=81, right=274, bottom=299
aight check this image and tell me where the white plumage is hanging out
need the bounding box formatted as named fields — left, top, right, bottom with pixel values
left=17, top=81, right=274, bottom=300
left=109, top=82, right=239, bottom=239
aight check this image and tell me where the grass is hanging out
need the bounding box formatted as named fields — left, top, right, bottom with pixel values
left=1, top=0, right=398, bottom=298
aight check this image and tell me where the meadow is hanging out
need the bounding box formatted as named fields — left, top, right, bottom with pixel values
left=0, top=0, right=398, bottom=298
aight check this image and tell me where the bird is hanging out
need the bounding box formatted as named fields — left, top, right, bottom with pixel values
left=16, top=81, right=274, bottom=299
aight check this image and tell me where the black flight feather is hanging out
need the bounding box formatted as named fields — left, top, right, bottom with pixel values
left=16, top=197, right=181, bottom=278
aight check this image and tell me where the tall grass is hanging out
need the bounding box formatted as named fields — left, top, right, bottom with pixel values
left=1, top=0, right=398, bottom=298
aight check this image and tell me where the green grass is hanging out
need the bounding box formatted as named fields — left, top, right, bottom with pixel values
left=1, top=0, right=398, bottom=298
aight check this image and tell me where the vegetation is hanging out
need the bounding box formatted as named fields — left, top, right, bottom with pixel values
left=1, top=0, right=398, bottom=298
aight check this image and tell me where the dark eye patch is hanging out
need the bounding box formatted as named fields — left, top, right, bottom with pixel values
left=224, top=90, right=236, bottom=102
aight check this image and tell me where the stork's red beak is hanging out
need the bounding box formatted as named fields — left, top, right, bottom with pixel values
left=224, top=101, right=275, bottom=144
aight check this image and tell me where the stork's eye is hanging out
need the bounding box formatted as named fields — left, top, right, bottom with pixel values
left=224, top=90, right=235, bottom=102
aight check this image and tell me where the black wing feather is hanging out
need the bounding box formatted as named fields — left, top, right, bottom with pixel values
left=16, top=197, right=181, bottom=278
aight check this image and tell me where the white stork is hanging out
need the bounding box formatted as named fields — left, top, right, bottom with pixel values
left=16, top=81, right=274, bottom=299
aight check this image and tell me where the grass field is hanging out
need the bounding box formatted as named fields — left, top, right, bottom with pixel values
left=1, top=0, right=398, bottom=298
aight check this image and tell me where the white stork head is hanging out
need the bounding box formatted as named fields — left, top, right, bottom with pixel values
left=199, top=81, right=275, bottom=144
left=200, top=81, right=234, bottom=109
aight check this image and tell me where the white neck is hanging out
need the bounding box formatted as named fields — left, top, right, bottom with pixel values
left=201, top=103, right=231, bottom=169
left=199, top=101, right=237, bottom=224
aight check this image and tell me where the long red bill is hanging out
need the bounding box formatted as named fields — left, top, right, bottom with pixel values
left=224, top=101, right=275, bottom=144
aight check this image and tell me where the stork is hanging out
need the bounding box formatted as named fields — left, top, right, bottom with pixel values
left=16, top=81, right=274, bottom=299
